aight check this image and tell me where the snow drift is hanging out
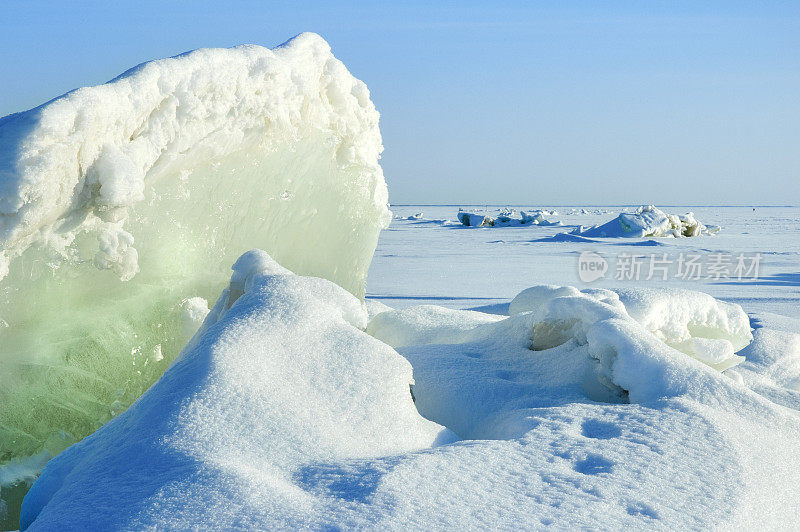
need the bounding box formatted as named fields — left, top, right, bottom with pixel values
left=508, top=285, right=751, bottom=371
left=20, top=250, right=448, bottom=529
left=366, top=287, right=800, bottom=528
left=372, top=285, right=751, bottom=378
left=570, top=205, right=718, bottom=238
left=0, top=32, right=389, bottom=517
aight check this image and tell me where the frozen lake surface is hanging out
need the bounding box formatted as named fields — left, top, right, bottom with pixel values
left=368, top=205, right=800, bottom=319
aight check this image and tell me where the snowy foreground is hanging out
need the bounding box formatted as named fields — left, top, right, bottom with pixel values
left=19, top=250, right=800, bottom=529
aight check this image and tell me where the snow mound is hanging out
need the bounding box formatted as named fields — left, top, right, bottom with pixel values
left=615, top=288, right=752, bottom=370
left=365, top=288, right=800, bottom=528
left=20, top=250, right=447, bottom=530
left=508, top=285, right=751, bottom=371
left=570, top=205, right=718, bottom=238
left=0, top=32, right=389, bottom=491
left=371, top=285, right=750, bottom=385
left=736, top=328, right=800, bottom=396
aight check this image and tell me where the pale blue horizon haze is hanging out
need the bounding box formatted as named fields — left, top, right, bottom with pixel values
left=1, top=1, right=797, bottom=205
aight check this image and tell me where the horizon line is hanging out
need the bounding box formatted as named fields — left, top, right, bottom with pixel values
left=390, top=203, right=798, bottom=208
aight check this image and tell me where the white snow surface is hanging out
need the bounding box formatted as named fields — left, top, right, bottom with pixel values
left=20, top=250, right=449, bottom=529
left=20, top=257, right=800, bottom=529
left=368, top=288, right=800, bottom=528
left=1, top=34, right=798, bottom=530
left=366, top=204, right=799, bottom=316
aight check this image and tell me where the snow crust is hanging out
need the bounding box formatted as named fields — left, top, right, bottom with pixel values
left=0, top=32, right=389, bottom=495
left=20, top=250, right=448, bottom=529
left=367, top=305, right=504, bottom=347
left=571, top=205, right=718, bottom=238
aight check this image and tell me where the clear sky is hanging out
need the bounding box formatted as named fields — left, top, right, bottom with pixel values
left=1, top=1, right=798, bottom=205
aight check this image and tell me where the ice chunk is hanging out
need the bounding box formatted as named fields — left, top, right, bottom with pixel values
left=383, top=285, right=750, bottom=385
left=520, top=210, right=559, bottom=225
left=510, top=285, right=751, bottom=371
left=0, top=32, right=389, bottom=501
left=457, top=209, right=559, bottom=228
left=520, top=210, right=545, bottom=224
left=20, top=251, right=446, bottom=530
left=457, top=211, right=493, bottom=227
left=569, top=205, right=717, bottom=238
left=616, top=288, right=752, bottom=371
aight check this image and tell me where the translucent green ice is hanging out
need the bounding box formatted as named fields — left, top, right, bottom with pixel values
left=0, top=34, right=389, bottom=524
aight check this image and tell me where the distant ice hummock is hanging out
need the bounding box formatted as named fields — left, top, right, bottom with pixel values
left=571, top=205, right=719, bottom=238
left=457, top=208, right=560, bottom=227
left=0, top=32, right=389, bottom=519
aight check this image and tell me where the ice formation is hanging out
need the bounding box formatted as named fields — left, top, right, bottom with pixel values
left=0, top=32, right=389, bottom=517
left=19, top=250, right=449, bottom=529
left=457, top=211, right=492, bottom=227
left=457, top=209, right=559, bottom=227
left=508, top=285, right=750, bottom=371
left=571, top=205, right=718, bottom=238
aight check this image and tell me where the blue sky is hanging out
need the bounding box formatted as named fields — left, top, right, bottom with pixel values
left=1, top=1, right=798, bottom=205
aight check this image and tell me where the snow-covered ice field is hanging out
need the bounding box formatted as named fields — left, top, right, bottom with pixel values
left=1, top=32, right=799, bottom=531
left=369, top=205, right=800, bottom=318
